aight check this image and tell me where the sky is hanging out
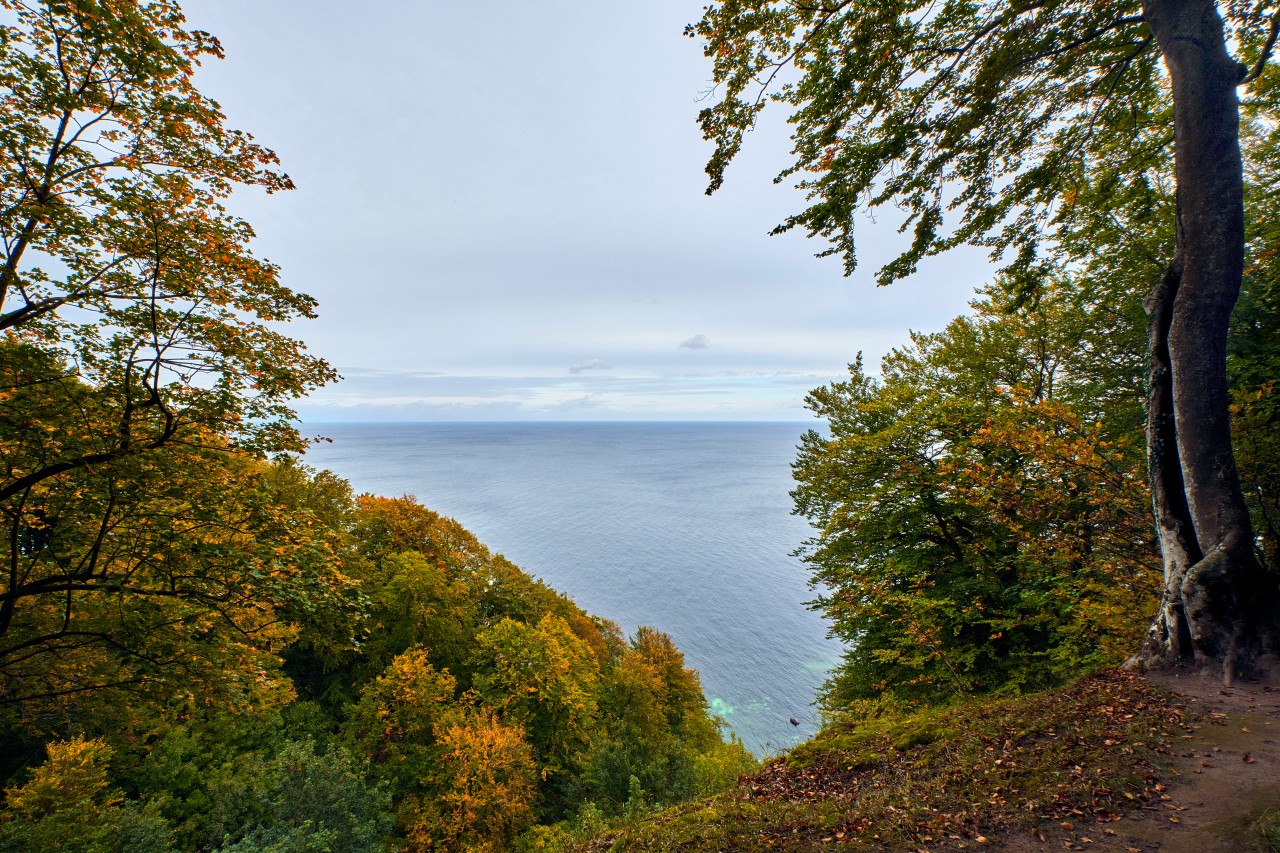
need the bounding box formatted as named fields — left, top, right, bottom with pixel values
left=180, top=0, right=995, bottom=422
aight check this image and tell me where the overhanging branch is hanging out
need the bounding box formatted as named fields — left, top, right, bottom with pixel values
left=1240, top=12, right=1280, bottom=84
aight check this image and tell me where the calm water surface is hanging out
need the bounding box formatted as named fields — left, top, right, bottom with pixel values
left=303, top=422, right=841, bottom=755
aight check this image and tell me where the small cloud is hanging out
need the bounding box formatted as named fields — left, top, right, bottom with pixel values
left=569, top=358, right=613, bottom=374
left=340, top=366, right=446, bottom=378
left=553, top=393, right=605, bottom=409
left=679, top=334, right=711, bottom=350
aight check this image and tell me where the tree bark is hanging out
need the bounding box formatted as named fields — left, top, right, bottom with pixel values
left=1133, top=0, right=1280, bottom=682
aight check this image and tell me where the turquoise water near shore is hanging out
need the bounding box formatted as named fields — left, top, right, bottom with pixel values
left=303, top=421, right=841, bottom=756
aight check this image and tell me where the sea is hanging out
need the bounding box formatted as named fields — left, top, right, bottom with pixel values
left=302, top=421, right=843, bottom=756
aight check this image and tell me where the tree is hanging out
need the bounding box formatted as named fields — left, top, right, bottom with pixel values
left=0, top=736, right=170, bottom=853
left=0, top=1, right=352, bottom=718
left=0, top=0, right=333, bottom=477
left=792, top=283, right=1161, bottom=704
left=1227, top=84, right=1280, bottom=591
left=0, top=409, right=359, bottom=726
left=345, top=648, right=458, bottom=791
left=404, top=710, right=536, bottom=853
left=689, top=0, right=1280, bottom=679
left=584, top=627, right=741, bottom=810
left=213, top=739, right=393, bottom=853
left=471, top=614, right=600, bottom=783
left=342, top=647, right=540, bottom=851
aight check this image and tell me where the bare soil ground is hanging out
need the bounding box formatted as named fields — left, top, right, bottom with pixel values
left=999, top=672, right=1280, bottom=852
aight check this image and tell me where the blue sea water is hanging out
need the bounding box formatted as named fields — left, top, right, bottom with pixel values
left=302, top=421, right=842, bottom=756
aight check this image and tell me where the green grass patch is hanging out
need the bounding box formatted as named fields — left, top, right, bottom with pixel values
left=1251, top=807, right=1280, bottom=853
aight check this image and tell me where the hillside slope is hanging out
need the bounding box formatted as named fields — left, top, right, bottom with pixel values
left=576, top=671, right=1280, bottom=852
left=1002, top=671, right=1280, bottom=853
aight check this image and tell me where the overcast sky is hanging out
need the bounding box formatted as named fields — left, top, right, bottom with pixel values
left=180, top=0, right=994, bottom=422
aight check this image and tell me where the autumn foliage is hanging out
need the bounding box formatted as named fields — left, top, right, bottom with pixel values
left=794, top=283, right=1164, bottom=707
left=0, top=474, right=756, bottom=851
left=0, top=0, right=346, bottom=733
left=0, top=4, right=754, bottom=851
left=14, top=0, right=1280, bottom=851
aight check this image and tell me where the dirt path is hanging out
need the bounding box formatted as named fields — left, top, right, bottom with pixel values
left=1000, top=672, right=1280, bottom=852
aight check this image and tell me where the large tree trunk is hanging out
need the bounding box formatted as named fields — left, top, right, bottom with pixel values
left=1133, top=0, right=1280, bottom=683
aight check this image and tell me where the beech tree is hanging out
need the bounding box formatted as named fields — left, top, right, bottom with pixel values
left=0, top=0, right=335, bottom=498
left=0, top=1, right=351, bottom=715
left=0, top=737, right=169, bottom=851
left=792, top=283, right=1162, bottom=704
left=472, top=613, right=601, bottom=780
left=690, top=0, right=1280, bottom=680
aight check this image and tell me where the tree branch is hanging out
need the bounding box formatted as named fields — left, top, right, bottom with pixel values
left=1240, top=12, right=1280, bottom=84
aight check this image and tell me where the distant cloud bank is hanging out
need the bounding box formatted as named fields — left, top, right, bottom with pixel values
left=679, top=334, right=710, bottom=350
left=569, top=359, right=613, bottom=374
left=295, top=366, right=840, bottom=422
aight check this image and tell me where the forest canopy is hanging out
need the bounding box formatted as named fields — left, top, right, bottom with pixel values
left=0, top=4, right=756, bottom=851
left=0, top=477, right=756, bottom=852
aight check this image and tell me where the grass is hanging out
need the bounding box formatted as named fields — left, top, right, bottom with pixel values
left=567, top=671, right=1189, bottom=852
left=1252, top=808, right=1280, bottom=853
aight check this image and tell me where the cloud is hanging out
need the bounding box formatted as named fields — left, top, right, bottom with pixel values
left=295, top=368, right=846, bottom=423
left=569, top=359, right=613, bottom=374
left=679, top=334, right=711, bottom=350
left=339, top=366, right=446, bottom=378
